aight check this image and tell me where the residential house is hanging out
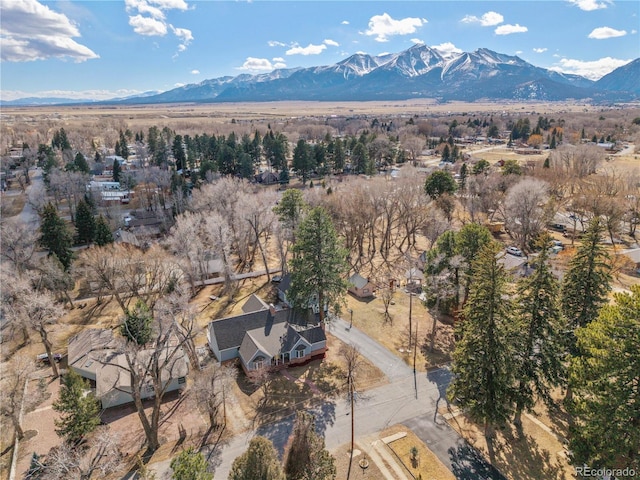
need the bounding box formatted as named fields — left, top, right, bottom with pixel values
left=207, top=296, right=326, bottom=373
left=619, top=248, right=640, bottom=275
left=68, top=329, right=189, bottom=409
left=276, top=273, right=329, bottom=315
left=496, top=251, right=531, bottom=278
left=348, top=273, right=376, bottom=298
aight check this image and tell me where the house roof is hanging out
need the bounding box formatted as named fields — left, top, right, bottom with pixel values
left=298, top=325, right=326, bottom=345
left=69, top=328, right=189, bottom=400
left=620, top=248, right=640, bottom=264
left=242, top=294, right=270, bottom=314
left=209, top=308, right=299, bottom=351
left=405, top=268, right=424, bottom=281
left=496, top=252, right=528, bottom=270
left=68, top=329, right=120, bottom=375
left=278, top=273, right=292, bottom=294
left=348, top=273, right=369, bottom=290
left=245, top=322, right=289, bottom=361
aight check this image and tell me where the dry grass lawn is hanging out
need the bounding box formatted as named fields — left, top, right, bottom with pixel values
left=230, top=332, right=386, bottom=430
left=383, top=424, right=455, bottom=480
left=0, top=191, right=26, bottom=217
left=345, top=289, right=454, bottom=372
left=445, top=404, right=572, bottom=480
left=333, top=442, right=387, bottom=480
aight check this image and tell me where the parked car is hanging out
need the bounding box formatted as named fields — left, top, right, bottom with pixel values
left=506, top=246, right=524, bottom=256
left=548, top=223, right=566, bottom=233
left=37, top=353, right=62, bottom=363
left=270, top=275, right=282, bottom=283
left=552, top=240, right=564, bottom=249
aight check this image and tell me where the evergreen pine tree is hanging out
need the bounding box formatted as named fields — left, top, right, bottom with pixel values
left=289, top=207, right=348, bottom=322
left=170, top=447, right=213, bottom=480
left=74, top=199, right=96, bottom=245
left=448, top=242, right=517, bottom=446
left=512, top=236, right=565, bottom=427
left=94, top=215, right=114, bottom=246
left=112, top=159, right=121, bottom=182
left=568, top=286, right=640, bottom=471
left=560, top=218, right=612, bottom=356
left=52, top=369, right=101, bottom=443
left=284, top=411, right=336, bottom=480
left=39, top=202, right=74, bottom=271
left=121, top=300, right=153, bottom=345
left=229, top=436, right=285, bottom=480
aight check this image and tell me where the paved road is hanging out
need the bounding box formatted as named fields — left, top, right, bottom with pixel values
left=17, top=169, right=43, bottom=226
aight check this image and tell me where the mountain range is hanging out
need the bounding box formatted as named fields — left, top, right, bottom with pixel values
left=5, top=45, right=640, bottom=105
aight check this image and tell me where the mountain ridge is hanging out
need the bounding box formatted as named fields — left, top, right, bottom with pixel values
left=4, top=45, right=639, bottom=105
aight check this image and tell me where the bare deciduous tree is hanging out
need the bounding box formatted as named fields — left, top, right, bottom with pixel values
left=193, top=363, right=236, bottom=430
left=42, top=427, right=122, bottom=480
left=0, top=355, right=45, bottom=440
left=503, top=178, right=553, bottom=251
left=0, top=218, right=38, bottom=273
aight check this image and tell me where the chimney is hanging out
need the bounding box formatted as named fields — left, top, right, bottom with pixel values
left=269, top=303, right=277, bottom=315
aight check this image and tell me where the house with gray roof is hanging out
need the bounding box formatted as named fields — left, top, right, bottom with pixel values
left=207, top=298, right=326, bottom=373
left=68, top=328, right=189, bottom=409
left=348, top=273, right=376, bottom=298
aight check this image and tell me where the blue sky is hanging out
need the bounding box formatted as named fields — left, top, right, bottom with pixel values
left=1, top=0, right=639, bottom=101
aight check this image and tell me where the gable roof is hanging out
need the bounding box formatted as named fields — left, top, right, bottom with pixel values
left=242, top=294, right=270, bottom=314
left=209, top=307, right=303, bottom=352
left=348, top=273, right=369, bottom=289
left=278, top=273, right=292, bottom=295
left=298, top=325, right=326, bottom=345
left=620, top=248, right=640, bottom=264
left=68, top=329, right=120, bottom=375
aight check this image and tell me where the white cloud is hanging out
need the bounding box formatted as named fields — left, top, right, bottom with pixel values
left=174, top=82, right=185, bottom=87
left=341, top=20, right=349, bottom=25
left=125, top=0, right=193, bottom=53
left=432, top=42, right=463, bottom=59
left=0, top=0, right=99, bottom=62
left=461, top=11, right=504, bottom=27
left=0, top=88, right=151, bottom=101
left=190, top=69, right=199, bottom=74
left=285, top=43, right=327, bottom=55
left=411, top=38, right=425, bottom=44
left=125, top=0, right=164, bottom=19
left=516, top=50, right=523, bottom=54
left=238, top=57, right=277, bottom=71
left=268, top=40, right=286, bottom=47
left=588, top=26, right=627, bottom=39
left=567, top=0, right=610, bottom=11
left=324, top=39, right=339, bottom=47
left=550, top=56, right=632, bottom=80
left=129, top=14, right=167, bottom=36
left=364, top=13, right=426, bottom=42
left=533, top=47, right=548, bottom=53
left=495, top=24, right=528, bottom=35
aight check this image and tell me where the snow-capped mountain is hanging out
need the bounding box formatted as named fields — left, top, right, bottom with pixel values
left=7, top=45, right=638, bottom=105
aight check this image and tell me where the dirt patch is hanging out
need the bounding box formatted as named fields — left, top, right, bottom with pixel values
left=383, top=424, right=455, bottom=480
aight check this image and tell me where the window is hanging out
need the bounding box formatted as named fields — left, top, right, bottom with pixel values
left=295, top=345, right=306, bottom=358
left=178, top=377, right=186, bottom=385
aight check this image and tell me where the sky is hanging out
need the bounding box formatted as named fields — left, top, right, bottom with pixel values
left=1, top=0, right=639, bottom=101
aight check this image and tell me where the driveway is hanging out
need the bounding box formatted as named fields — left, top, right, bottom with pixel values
left=327, top=316, right=412, bottom=381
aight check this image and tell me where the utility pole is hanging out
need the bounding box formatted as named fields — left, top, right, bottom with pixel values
left=408, top=269, right=413, bottom=350
left=347, top=373, right=355, bottom=480
left=413, top=323, right=418, bottom=399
